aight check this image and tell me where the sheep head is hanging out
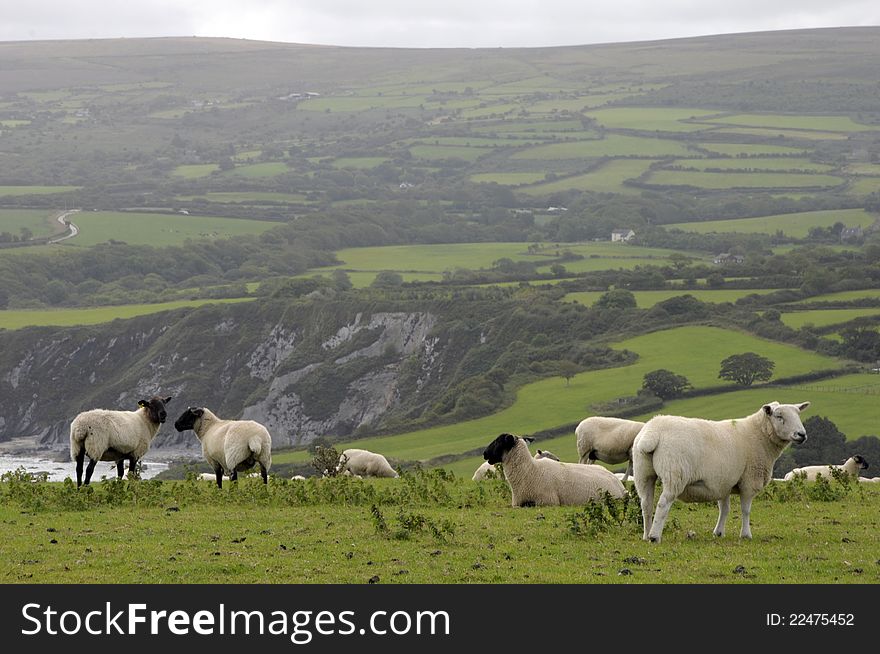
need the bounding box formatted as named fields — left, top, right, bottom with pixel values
left=137, top=396, right=172, bottom=425
left=174, top=407, right=205, bottom=432
left=484, top=434, right=533, bottom=464
left=762, top=401, right=810, bottom=444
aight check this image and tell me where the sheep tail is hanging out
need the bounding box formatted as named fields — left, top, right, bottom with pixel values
left=248, top=434, right=263, bottom=458
left=69, top=421, right=89, bottom=461
left=633, top=427, right=659, bottom=456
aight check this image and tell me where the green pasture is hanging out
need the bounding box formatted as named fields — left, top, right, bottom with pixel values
left=414, top=136, right=546, bottom=147
left=0, top=209, right=62, bottom=239
left=565, top=288, right=782, bottom=308
left=520, top=159, right=657, bottom=195
left=667, top=208, right=871, bottom=238
left=780, top=308, right=880, bottom=329
left=585, top=107, right=719, bottom=132
left=274, top=325, right=842, bottom=467
left=177, top=192, right=308, bottom=203
left=296, top=270, right=446, bottom=289
left=670, top=157, right=834, bottom=172
left=793, top=289, right=880, bottom=304
left=0, top=185, right=80, bottom=196
left=224, top=162, right=290, bottom=178
left=473, top=120, right=585, bottom=134
left=409, top=145, right=487, bottom=161
left=0, top=298, right=255, bottom=330
left=844, top=163, right=880, bottom=176
left=233, top=150, right=262, bottom=162
left=2, top=476, right=876, bottom=584
left=172, top=164, right=219, bottom=178
left=512, top=134, right=693, bottom=159
left=0, top=119, right=30, bottom=128
left=703, top=113, right=880, bottom=132
left=848, top=177, right=880, bottom=195
left=708, top=127, right=849, bottom=141
left=698, top=143, right=810, bottom=156
left=470, top=172, right=549, bottom=185
left=331, top=157, right=389, bottom=169
left=61, top=211, right=279, bottom=247
left=458, top=103, right=521, bottom=119
left=645, top=169, right=843, bottom=190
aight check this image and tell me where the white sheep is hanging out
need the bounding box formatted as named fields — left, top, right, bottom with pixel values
left=337, top=448, right=399, bottom=478
left=483, top=433, right=626, bottom=507
left=174, top=407, right=272, bottom=489
left=783, top=455, right=869, bottom=481
left=69, top=395, right=172, bottom=487
left=472, top=448, right=558, bottom=481
left=535, top=449, right=560, bottom=461
left=858, top=476, right=880, bottom=483
left=633, top=401, right=809, bottom=543
left=575, top=416, right=645, bottom=482
left=291, top=475, right=307, bottom=481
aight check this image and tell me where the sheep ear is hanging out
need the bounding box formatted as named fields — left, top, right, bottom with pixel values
left=523, top=436, right=535, bottom=443
left=162, top=396, right=172, bottom=404
left=762, top=404, right=774, bottom=416
left=796, top=401, right=810, bottom=412
left=193, top=408, right=204, bottom=417
left=138, top=400, right=148, bottom=408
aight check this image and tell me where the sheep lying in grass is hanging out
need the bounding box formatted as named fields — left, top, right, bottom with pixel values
left=473, top=448, right=559, bottom=481
left=174, top=407, right=272, bottom=489
left=633, top=401, right=809, bottom=543
left=483, top=433, right=625, bottom=507
left=70, top=395, right=172, bottom=487
left=783, top=455, right=869, bottom=481
left=337, top=448, right=398, bottom=478
left=575, top=416, right=645, bottom=482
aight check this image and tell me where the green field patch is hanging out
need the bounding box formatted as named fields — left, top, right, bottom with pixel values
left=645, top=169, right=844, bottom=190
left=296, top=270, right=446, bottom=289
left=177, top=192, right=308, bottom=203
left=0, top=209, right=63, bottom=239
left=707, top=127, right=849, bottom=141
left=324, top=243, right=547, bottom=273
left=780, top=308, right=880, bottom=329
left=0, top=119, right=30, bottom=128
left=793, top=289, right=880, bottom=304
left=171, top=164, right=220, bottom=178
left=223, top=162, right=290, bottom=178
left=484, top=76, right=575, bottom=94
left=520, top=159, right=657, bottom=195
left=848, top=177, right=880, bottom=195
left=409, top=145, right=487, bottom=162
left=458, top=103, right=522, bottom=119
left=586, top=107, right=719, bottom=132
left=0, top=298, right=254, bottom=330
left=62, top=211, right=279, bottom=247
left=414, top=136, right=544, bottom=147
left=702, top=113, right=880, bottom=132
left=0, top=185, right=80, bottom=196
left=274, top=326, right=840, bottom=466
left=331, top=157, right=389, bottom=169
left=512, top=134, right=693, bottom=159
left=470, top=172, right=549, bottom=185
left=699, top=143, right=810, bottom=156
left=844, top=163, right=880, bottom=176
left=670, top=157, right=834, bottom=173
left=232, top=149, right=262, bottom=162
left=473, top=120, right=584, bottom=134
left=565, top=288, right=783, bottom=308
left=668, top=208, right=873, bottom=238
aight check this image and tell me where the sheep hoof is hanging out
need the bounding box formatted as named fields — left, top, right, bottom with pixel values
left=648, top=536, right=660, bottom=543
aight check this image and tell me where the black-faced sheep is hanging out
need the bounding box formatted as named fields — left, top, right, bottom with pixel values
left=633, top=401, right=809, bottom=543
left=69, top=395, right=172, bottom=487
left=174, top=407, right=272, bottom=489
left=783, top=455, right=869, bottom=481
left=483, top=433, right=626, bottom=507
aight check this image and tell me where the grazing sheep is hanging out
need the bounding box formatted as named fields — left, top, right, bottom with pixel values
left=337, top=448, right=398, bottom=478
left=575, top=417, right=645, bottom=482
left=69, top=395, right=172, bottom=488
left=174, top=407, right=272, bottom=489
left=633, top=401, right=809, bottom=543
left=483, top=433, right=626, bottom=507
left=783, top=455, right=869, bottom=481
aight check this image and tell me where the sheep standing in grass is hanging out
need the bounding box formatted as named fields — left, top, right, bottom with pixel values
left=783, top=455, right=869, bottom=481
left=70, top=396, right=172, bottom=488
left=483, top=433, right=625, bottom=507
left=174, top=407, right=272, bottom=489
left=633, top=401, right=809, bottom=543
left=337, top=448, right=399, bottom=478
left=575, top=417, right=645, bottom=482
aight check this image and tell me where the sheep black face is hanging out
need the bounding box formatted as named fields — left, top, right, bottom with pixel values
left=854, top=455, right=869, bottom=470
left=484, top=433, right=518, bottom=465
left=138, top=396, right=172, bottom=425
left=174, top=407, right=205, bottom=432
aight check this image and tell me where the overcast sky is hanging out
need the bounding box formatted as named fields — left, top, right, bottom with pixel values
left=1, top=0, right=878, bottom=48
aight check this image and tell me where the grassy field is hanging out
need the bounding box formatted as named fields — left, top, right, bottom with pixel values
left=699, top=143, right=809, bottom=156
left=224, top=162, right=290, bottom=178
left=177, top=191, right=309, bottom=203
left=667, top=209, right=873, bottom=238
left=0, top=185, right=80, bottom=196
left=62, top=211, right=280, bottom=247
left=0, top=209, right=63, bottom=239
left=331, top=157, right=389, bottom=169
left=273, top=326, right=842, bottom=467
left=707, top=127, right=849, bottom=141
left=779, top=308, right=880, bottom=329
left=172, top=164, right=220, bottom=178
left=0, top=298, right=255, bottom=330
left=703, top=113, right=880, bottom=132
left=585, top=107, right=720, bottom=132
left=670, top=158, right=834, bottom=172
left=512, top=135, right=693, bottom=159
left=793, top=289, right=880, bottom=304
left=409, top=145, right=488, bottom=161
left=520, top=160, right=657, bottom=195
left=645, top=170, right=844, bottom=190
left=470, top=172, right=549, bottom=185
left=564, top=288, right=782, bottom=308
left=1, top=473, right=876, bottom=584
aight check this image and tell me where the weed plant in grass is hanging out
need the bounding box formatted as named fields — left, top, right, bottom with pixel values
left=1, top=468, right=877, bottom=584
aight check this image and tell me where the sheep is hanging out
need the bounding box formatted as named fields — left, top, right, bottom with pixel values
left=337, top=448, right=398, bottom=478
left=69, top=395, right=172, bottom=488
left=858, top=476, right=880, bottom=483
left=472, top=448, right=559, bottom=481
left=575, top=416, right=645, bottom=482
left=633, top=401, right=810, bottom=543
left=174, top=407, right=272, bottom=489
left=483, top=433, right=626, bottom=507
left=291, top=475, right=307, bottom=481
left=783, top=455, right=869, bottom=481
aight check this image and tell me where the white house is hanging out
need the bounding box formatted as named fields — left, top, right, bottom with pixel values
left=611, top=229, right=635, bottom=242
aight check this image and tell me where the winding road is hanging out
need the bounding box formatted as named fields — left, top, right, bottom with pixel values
left=48, top=209, right=80, bottom=244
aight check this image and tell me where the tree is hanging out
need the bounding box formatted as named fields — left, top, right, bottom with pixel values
left=718, top=352, right=775, bottom=386
left=557, top=360, right=582, bottom=386
left=594, top=288, right=636, bottom=310
left=642, top=369, right=692, bottom=400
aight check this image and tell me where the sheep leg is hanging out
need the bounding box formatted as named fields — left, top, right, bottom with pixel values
left=127, top=456, right=137, bottom=478
left=647, top=486, right=678, bottom=543
left=230, top=470, right=238, bottom=483
left=116, top=459, right=125, bottom=479
left=635, top=475, right=656, bottom=540
left=84, top=458, right=98, bottom=486
left=622, top=460, right=633, bottom=484
left=75, top=449, right=86, bottom=488
left=213, top=464, right=223, bottom=490
left=713, top=496, right=730, bottom=537
left=739, top=494, right=754, bottom=539
left=259, top=463, right=268, bottom=484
